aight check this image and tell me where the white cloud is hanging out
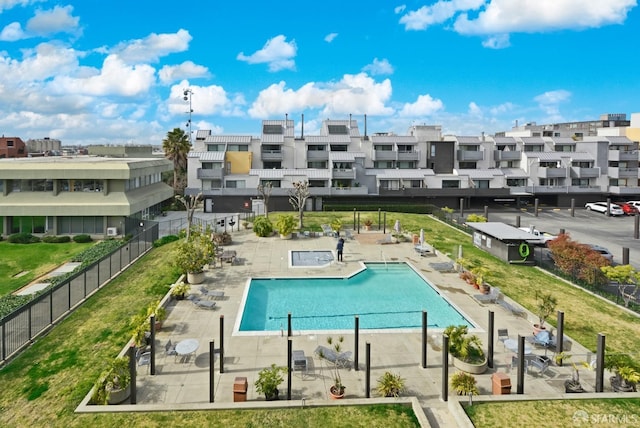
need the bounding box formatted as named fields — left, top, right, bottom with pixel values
left=237, top=35, right=297, bottom=72
left=534, top=89, right=571, bottom=106
left=112, top=29, right=192, bottom=64
left=51, top=55, right=156, bottom=97
left=394, top=5, right=406, bottom=14
left=362, top=58, right=394, bottom=76
left=26, top=5, right=80, bottom=36
left=0, top=22, right=25, bottom=41
left=398, top=94, right=444, bottom=117
left=481, top=34, right=510, bottom=49
left=248, top=73, right=393, bottom=118
left=167, top=81, right=244, bottom=118
left=158, top=61, right=210, bottom=84
left=454, top=0, right=637, bottom=35
left=324, top=32, right=338, bottom=43
left=0, top=0, right=43, bottom=13
left=399, top=0, right=485, bottom=30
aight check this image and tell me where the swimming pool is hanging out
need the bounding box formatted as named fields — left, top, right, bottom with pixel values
left=236, top=262, right=473, bottom=334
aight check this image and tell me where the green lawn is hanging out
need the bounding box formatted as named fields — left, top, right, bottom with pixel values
left=0, top=241, right=93, bottom=296
left=1, top=211, right=638, bottom=427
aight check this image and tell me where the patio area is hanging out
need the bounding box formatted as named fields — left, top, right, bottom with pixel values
left=77, top=226, right=602, bottom=427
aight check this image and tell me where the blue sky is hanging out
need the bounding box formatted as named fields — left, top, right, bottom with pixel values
left=0, top=0, right=638, bottom=146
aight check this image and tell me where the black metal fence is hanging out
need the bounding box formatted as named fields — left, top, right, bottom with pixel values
left=0, top=223, right=158, bottom=365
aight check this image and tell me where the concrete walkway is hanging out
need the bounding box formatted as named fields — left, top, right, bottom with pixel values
left=78, top=220, right=600, bottom=427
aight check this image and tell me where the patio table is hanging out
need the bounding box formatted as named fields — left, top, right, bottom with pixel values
left=503, top=338, right=532, bottom=355
left=175, top=338, right=199, bottom=357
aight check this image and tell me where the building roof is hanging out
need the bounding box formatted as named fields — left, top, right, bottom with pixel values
left=249, top=169, right=331, bottom=179
left=329, top=152, right=365, bottom=161
left=374, top=169, right=434, bottom=179
left=467, top=222, right=538, bottom=241
left=493, top=136, right=517, bottom=144
left=188, top=151, right=225, bottom=161
left=203, top=135, right=252, bottom=144
left=501, top=168, right=529, bottom=178
left=520, top=137, right=545, bottom=145
left=369, top=135, right=418, bottom=144
left=458, top=169, right=503, bottom=179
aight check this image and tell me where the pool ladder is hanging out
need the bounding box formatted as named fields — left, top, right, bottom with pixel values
left=380, top=250, right=388, bottom=270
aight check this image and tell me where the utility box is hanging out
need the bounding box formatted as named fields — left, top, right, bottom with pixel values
left=492, top=372, right=511, bottom=395
left=233, top=377, right=248, bottom=402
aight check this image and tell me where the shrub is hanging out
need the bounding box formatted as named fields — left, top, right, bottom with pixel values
left=7, top=232, right=40, bottom=244
left=253, top=216, right=273, bottom=237
left=153, top=235, right=179, bottom=247
left=212, top=231, right=232, bottom=245
left=73, top=234, right=92, bottom=243
left=42, top=235, right=72, bottom=243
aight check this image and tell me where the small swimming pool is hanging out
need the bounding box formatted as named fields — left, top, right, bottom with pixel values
left=290, top=250, right=334, bottom=268
left=236, top=262, right=473, bottom=334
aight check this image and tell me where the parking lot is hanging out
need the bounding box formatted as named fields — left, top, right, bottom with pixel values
left=480, top=205, right=640, bottom=269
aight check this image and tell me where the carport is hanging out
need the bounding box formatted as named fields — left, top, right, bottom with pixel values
left=467, top=222, right=538, bottom=265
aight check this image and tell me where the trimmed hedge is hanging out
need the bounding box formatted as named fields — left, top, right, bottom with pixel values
left=153, top=235, right=179, bottom=247
left=323, top=203, right=440, bottom=214
left=73, top=234, right=92, bottom=243
left=7, top=233, right=41, bottom=244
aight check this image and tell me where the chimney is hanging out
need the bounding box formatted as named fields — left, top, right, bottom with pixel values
left=349, top=113, right=352, bottom=129
left=285, top=113, right=288, bottom=128
left=301, top=113, right=304, bottom=138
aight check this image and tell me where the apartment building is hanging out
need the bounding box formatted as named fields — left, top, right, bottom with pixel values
left=185, top=114, right=640, bottom=212
left=0, top=156, right=174, bottom=237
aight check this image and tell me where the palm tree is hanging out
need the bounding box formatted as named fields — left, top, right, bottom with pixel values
left=162, top=128, right=191, bottom=192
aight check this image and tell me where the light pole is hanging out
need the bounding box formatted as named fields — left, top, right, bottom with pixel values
left=183, top=88, right=194, bottom=145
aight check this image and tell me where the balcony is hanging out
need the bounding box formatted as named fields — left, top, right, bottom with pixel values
left=261, top=149, right=283, bottom=161
left=197, top=168, right=225, bottom=180
left=397, top=150, right=420, bottom=161
left=307, top=150, right=329, bottom=161
left=608, top=167, right=638, bottom=179
left=330, top=186, right=369, bottom=196
left=609, top=185, right=640, bottom=195
left=373, top=150, right=397, bottom=161
left=332, top=168, right=355, bottom=179
left=493, top=150, right=521, bottom=161
left=608, top=150, right=638, bottom=162
left=570, top=167, right=600, bottom=178
left=538, top=167, right=568, bottom=178
left=456, top=150, right=483, bottom=161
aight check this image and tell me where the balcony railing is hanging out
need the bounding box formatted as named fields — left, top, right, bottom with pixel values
left=307, top=151, right=329, bottom=160
left=608, top=150, right=638, bottom=161
left=332, top=168, right=355, bottom=179
left=570, top=167, right=600, bottom=178
left=607, top=167, right=638, bottom=179
left=197, top=168, right=225, bottom=179
left=538, top=167, right=568, bottom=178
left=493, top=150, right=521, bottom=161
left=372, top=150, right=397, bottom=161
left=260, top=150, right=283, bottom=161
left=456, top=150, right=483, bottom=161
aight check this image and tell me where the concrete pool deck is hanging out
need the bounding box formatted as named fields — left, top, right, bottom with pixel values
left=78, top=224, right=602, bottom=427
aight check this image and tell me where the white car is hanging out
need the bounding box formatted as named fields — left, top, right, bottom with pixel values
left=585, top=202, right=624, bottom=216
left=589, top=245, right=614, bottom=262
left=627, top=201, right=640, bottom=209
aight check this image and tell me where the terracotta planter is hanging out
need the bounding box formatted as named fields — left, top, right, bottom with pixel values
left=279, top=233, right=292, bottom=240
left=329, top=386, right=345, bottom=399
left=532, top=324, right=547, bottom=335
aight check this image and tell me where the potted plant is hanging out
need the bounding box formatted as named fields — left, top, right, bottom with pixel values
left=363, top=218, right=374, bottom=231
left=254, top=363, right=288, bottom=401
left=170, top=282, right=191, bottom=300
left=471, top=266, right=489, bottom=292
left=444, top=325, right=487, bottom=374
left=252, top=216, right=273, bottom=237
left=317, top=336, right=347, bottom=399
left=91, top=357, right=131, bottom=405
left=330, top=218, right=343, bottom=237
left=450, top=371, right=479, bottom=397
left=533, top=292, right=557, bottom=334
left=275, top=214, right=296, bottom=239
left=605, top=354, right=640, bottom=392
left=146, top=300, right=167, bottom=330
left=174, top=227, right=216, bottom=284
left=376, top=371, right=406, bottom=397
left=562, top=355, right=590, bottom=393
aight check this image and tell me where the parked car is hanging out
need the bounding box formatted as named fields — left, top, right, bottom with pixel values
left=617, top=202, right=639, bottom=216
left=626, top=201, right=640, bottom=209
left=519, top=226, right=558, bottom=245
left=588, top=244, right=614, bottom=262
left=584, top=202, right=624, bottom=216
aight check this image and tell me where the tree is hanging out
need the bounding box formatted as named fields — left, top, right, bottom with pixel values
left=257, top=181, right=273, bottom=218
left=162, top=127, right=191, bottom=193
left=547, top=233, right=610, bottom=284
left=175, top=193, right=202, bottom=240
left=288, top=181, right=310, bottom=228
left=602, top=265, right=640, bottom=307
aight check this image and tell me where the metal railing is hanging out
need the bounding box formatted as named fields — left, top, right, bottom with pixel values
left=0, top=223, right=158, bottom=366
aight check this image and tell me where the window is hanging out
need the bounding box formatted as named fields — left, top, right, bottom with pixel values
left=572, top=178, right=590, bottom=187
left=410, top=180, right=423, bottom=188
left=374, top=144, right=393, bottom=151
left=442, top=180, right=460, bottom=188
left=226, top=180, right=246, bottom=188
left=207, top=144, right=223, bottom=151
left=474, top=180, right=490, bottom=189
left=430, top=145, right=436, bottom=157
left=397, top=161, right=416, bottom=169
left=263, top=161, right=281, bottom=169
left=307, top=145, right=326, bottom=151
left=329, top=144, right=348, bottom=151
left=458, top=162, right=476, bottom=169
left=261, top=180, right=280, bottom=187
left=373, top=161, right=394, bottom=168
left=228, top=144, right=248, bottom=151
left=308, top=180, right=327, bottom=187
left=307, top=161, right=327, bottom=168
left=397, top=144, right=414, bottom=153
left=506, top=178, right=526, bottom=187
left=523, top=145, right=543, bottom=152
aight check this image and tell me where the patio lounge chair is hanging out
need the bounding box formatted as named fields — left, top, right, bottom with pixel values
left=376, top=234, right=394, bottom=245
left=528, top=355, right=551, bottom=375
left=189, top=296, right=217, bottom=310
left=292, top=350, right=307, bottom=373
left=199, top=287, right=225, bottom=299
left=526, top=330, right=554, bottom=348
left=136, top=349, right=151, bottom=373
left=321, top=224, right=334, bottom=237
left=474, top=286, right=501, bottom=304
left=497, top=328, right=509, bottom=349
left=314, top=345, right=352, bottom=368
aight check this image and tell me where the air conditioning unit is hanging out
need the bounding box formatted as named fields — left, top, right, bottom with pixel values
left=106, top=227, right=118, bottom=236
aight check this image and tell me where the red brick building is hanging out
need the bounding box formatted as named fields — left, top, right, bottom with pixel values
left=0, top=137, right=27, bottom=158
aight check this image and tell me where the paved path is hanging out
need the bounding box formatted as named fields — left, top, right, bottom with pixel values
left=78, top=220, right=599, bottom=427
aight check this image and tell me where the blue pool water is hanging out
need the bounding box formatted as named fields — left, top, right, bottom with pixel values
left=238, top=262, right=472, bottom=332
